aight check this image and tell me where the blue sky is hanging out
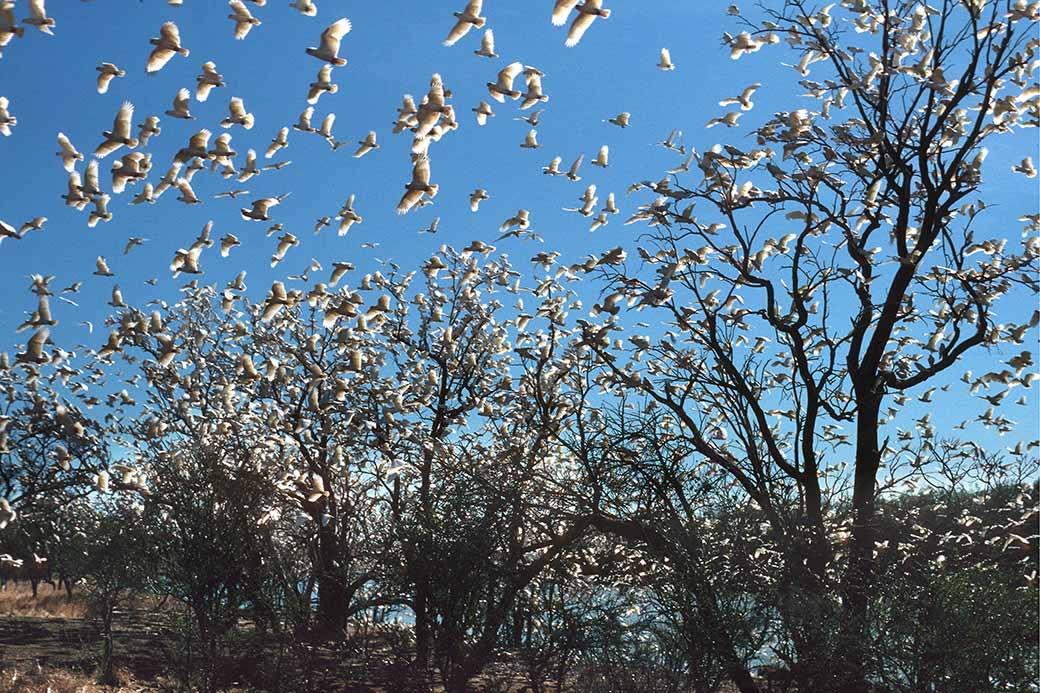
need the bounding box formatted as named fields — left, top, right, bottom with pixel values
left=1, top=0, right=761, bottom=342
left=0, top=0, right=1036, bottom=456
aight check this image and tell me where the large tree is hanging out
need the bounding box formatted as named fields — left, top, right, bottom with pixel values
left=570, top=0, right=1039, bottom=688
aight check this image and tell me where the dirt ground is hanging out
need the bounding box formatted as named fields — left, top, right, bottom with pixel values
left=0, top=612, right=404, bottom=691
left=0, top=582, right=473, bottom=692
left=0, top=583, right=751, bottom=692
left=0, top=584, right=170, bottom=691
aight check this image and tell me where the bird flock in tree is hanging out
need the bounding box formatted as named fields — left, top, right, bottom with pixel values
left=0, top=0, right=1037, bottom=494
left=0, top=0, right=669, bottom=501
left=0, top=0, right=1038, bottom=687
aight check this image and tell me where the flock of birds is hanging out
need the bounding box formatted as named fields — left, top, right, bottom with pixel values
left=0, top=0, right=735, bottom=367
left=0, top=0, right=1036, bottom=590
left=0, top=0, right=1036, bottom=446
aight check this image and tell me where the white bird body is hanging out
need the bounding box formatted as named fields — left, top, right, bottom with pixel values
left=469, top=188, right=489, bottom=211
left=293, top=106, right=316, bottom=133
left=237, top=149, right=260, bottom=181
left=166, top=88, right=194, bottom=120
left=443, top=0, right=485, bottom=47
left=196, top=61, right=225, bottom=102
left=124, top=237, right=146, bottom=254
left=657, top=47, right=675, bottom=70
left=208, top=132, right=237, bottom=166
left=396, top=155, right=437, bottom=214
left=261, top=281, right=295, bottom=322
left=520, top=128, right=540, bottom=149
left=175, top=179, right=201, bottom=205
left=706, top=111, right=742, bottom=128
left=563, top=0, right=611, bottom=47
left=17, top=328, right=50, bottom=365
left=221, top=96, right=255, bottom=129
left=63, top=171, right=89, bottom=209
left=1013, top=156, right=1037, bottom=178
left=95, top=102, right=138, bottom=157
left=228, top=0, right=261, bottom=40
left=566, top=154, right=584, bottom=181
left=55, top=132, right=83, bottom=172
left=317, top=112, right=336, bottom=141
left=338, top=200, right=362, bottom=234
left=487, top=62, right=524, bottom=102
left=500, top=209, right=530, bottom=232
left=147, top=21, right=189, bottom=73
left=306, top=18, right=351, bottom=66
left=137, top=115, right=161, bottom=146
left=474, top=29, right=497, bottom=58
left=354, top=130, right=378, bottom=157
left=473, top=101, right=494, bottom=126
left=241, top=194, right=288, bottom=221
left=718, top=83, right=760, bottom=111
left=88, top=194, right=113, bottom=227
left=0, top=96, right=14, bottom=136
left=94, top=256, right=113, bottom=277
left=521, top=72, right=549, bottom=110
left=266, top=127, right=289, bottom=158
left=307, top=65, right=338, bottom=104
left=564, top=184, right=598, bottom=216
left=81, top=159, right=103, bottom=196
left=24, top=0, right=55, bottom=35
left=290, top=0, right=318, bottom=16
left=111, top=151, right=151, bottom=193
left=95, top=62, right=124, bottom=94
left=516, top=109, right=543, bottom=126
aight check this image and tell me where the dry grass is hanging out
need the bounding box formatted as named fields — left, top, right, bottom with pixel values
left=0, top=665, right=142, bottom=693
left=0, top=583, right=86, bottom=619
left=0, top=666, right=93, bottom=693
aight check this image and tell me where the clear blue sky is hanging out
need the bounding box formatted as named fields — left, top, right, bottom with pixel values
left=0, top=1, right=1036, bottom=455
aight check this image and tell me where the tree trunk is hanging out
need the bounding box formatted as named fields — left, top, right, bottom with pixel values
left=317, top=573, right=346, bottom=633
left=316, top=523, right=346, bottom=634
left=837, top=393, right=884, bottom=692
left=444, top=666, right=471, bottom=693
left=413, top=584, right=432, bottom=686
left=414, top=442, right=435, bottom=685
left=725, top=662, right=760, bottom=693
left=100, top=596, right=117, bottom=685
left=775, top=557, right=839, bottom=689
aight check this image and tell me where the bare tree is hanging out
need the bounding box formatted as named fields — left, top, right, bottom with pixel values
left=0, top=356, right=112, bottom=524
left=571, top=1, right=1038, bottom=688
left=356, top=247, right=591, bottom=687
